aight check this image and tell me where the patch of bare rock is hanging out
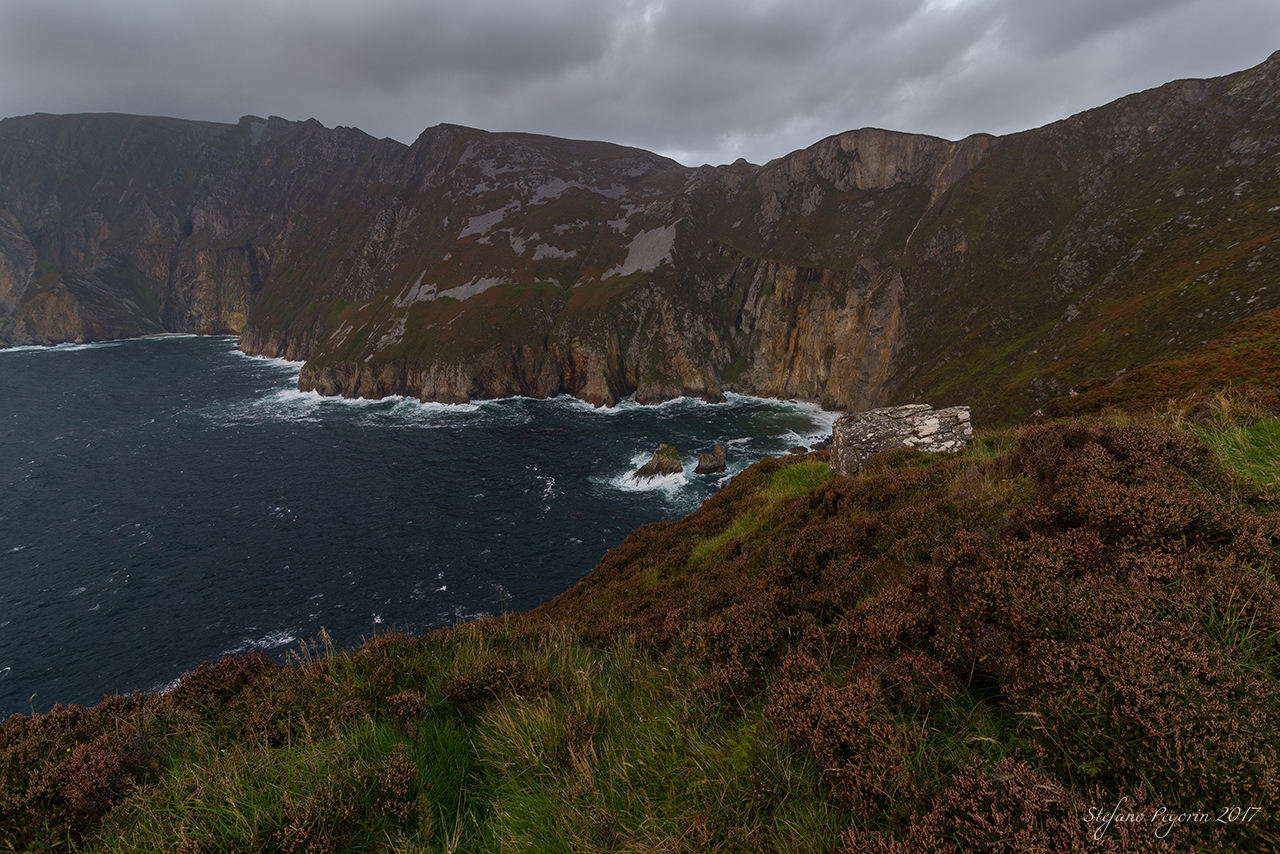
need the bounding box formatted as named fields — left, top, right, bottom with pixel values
left=830, top=404, right=972, bottom=477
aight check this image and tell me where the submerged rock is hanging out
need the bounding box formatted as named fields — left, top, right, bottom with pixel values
left=633, top=444, right=684, bottom=481
left=830, top=404, right=972, bottom=476
left=694, top=442, right=727, bottom=474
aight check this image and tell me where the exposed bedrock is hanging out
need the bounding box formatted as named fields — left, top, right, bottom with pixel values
left=830, top=404, right=973, bottom=477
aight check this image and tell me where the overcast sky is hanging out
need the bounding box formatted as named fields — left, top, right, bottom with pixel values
left=1, top=0, right=1277, bottom=166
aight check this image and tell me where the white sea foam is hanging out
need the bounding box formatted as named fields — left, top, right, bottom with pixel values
left=221, top=629, right=297, bottom=656
left=206, top=381, right=485, bottom=427
left=150, top=675, right=183, bottom=695
left=610, top=468, right=689, bottom=494
left=233, top=350, right=306, bottom=368
left=0, top=340, right=127, bottom=354
left=406, top=398, right=480, bottom=415
left=548, top=394, right=623, bottom=414
left=554, top=393, right=725, bottom=416
left=3, top=334, right=219, bottom=357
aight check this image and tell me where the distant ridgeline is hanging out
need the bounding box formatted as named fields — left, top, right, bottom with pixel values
left=3, top=50, right=1280, bottom=425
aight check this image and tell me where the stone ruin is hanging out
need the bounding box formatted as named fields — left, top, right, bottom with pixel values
left=830, top=404, right=972, bottom=477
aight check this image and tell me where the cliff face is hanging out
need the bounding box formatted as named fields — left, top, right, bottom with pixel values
left=0, top=113, right=406, bottom=345
left=3, top=51, right=1279, bottom=422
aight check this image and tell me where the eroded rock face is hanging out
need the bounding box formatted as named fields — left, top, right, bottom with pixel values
left=830, top=404, right=972, bottom=477
left=633, top=444, right=684, bottom=481
left=694, top=442, right=727, bottom=474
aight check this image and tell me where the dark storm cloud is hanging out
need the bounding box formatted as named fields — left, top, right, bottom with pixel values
left=0, top=0, right=1276, bottom=166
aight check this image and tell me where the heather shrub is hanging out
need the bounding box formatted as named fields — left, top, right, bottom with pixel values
left=1007, top=589, right=1280, bottom=832
left=689, top=583, right=793, bottom=702
left=837, top=574, right=935, bottom=657
left=767, top=653, right=919, bottom=813
left=0, top=692, right=160, bottom=847
left=60, top=733, right=159, bottom=816
left=167, top=649, right=278, bottom=724
left=842, top=758, right=1171, bottom=853
left=387, top=690, right=427, bottom=736
left=878, top=651, right=960, bottom=710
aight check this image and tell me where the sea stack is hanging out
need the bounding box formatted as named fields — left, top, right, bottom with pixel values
left=633, top=444, right=684, bottom=481
left=694, top=442, right=727, bottom=474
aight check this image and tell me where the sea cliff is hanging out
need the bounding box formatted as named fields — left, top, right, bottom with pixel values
left=3, top=53, right=1280, bottom=423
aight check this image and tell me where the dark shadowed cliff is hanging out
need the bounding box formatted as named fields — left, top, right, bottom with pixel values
left=3, top=50, right=1279, bottom=423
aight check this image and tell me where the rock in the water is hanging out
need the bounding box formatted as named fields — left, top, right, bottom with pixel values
left=633, top=444, right=684, bottom=480
left=694, top=442, right=727, bottom=474
left=830, top=404, right=972, bottom=477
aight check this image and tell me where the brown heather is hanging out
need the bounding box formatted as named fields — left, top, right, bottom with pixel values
left=765, top=652, right=919, bottom=815
left=842, top=757, right=1171, bottom=853
left=532, top=396, right=1280, bottom=850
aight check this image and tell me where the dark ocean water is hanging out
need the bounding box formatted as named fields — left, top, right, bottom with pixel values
left=0, top=335, right=838, bottom=717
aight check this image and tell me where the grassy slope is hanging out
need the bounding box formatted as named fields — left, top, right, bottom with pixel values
left=3, top=317, right=1279, bottom=852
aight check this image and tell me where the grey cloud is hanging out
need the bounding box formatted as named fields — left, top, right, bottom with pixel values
left=0, top=0, right=1276, bottom=167
left=993, top=0, right=1199, bottom=57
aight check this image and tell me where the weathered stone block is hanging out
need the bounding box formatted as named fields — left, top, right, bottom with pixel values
left=830, top=404, right=972, bottom=477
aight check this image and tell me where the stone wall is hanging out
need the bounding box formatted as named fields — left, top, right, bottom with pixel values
left=830, top=404, right=972, bottom=477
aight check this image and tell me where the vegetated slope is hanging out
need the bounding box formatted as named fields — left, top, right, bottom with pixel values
left=3, top=51, right=1280, bottom=421
left=1041, top=304, right=1280, bottom=418
left=3, top=348, right=1277, bottom=851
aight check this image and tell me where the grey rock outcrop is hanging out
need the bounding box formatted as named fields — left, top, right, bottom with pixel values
left=830, top=404, right=972, bottom=477
left=632, top=444, right=684, bottom=481
left=694, top=442, right=727, bottom=474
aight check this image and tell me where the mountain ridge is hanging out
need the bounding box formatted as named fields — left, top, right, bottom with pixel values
left=2, top=50, right=1278, bottom=424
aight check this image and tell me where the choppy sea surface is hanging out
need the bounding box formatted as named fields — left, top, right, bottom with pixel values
left=0, top=335, right=839, bottom=716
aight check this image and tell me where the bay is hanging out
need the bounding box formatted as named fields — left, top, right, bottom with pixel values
left=0, top=335, right=838, bottom=717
